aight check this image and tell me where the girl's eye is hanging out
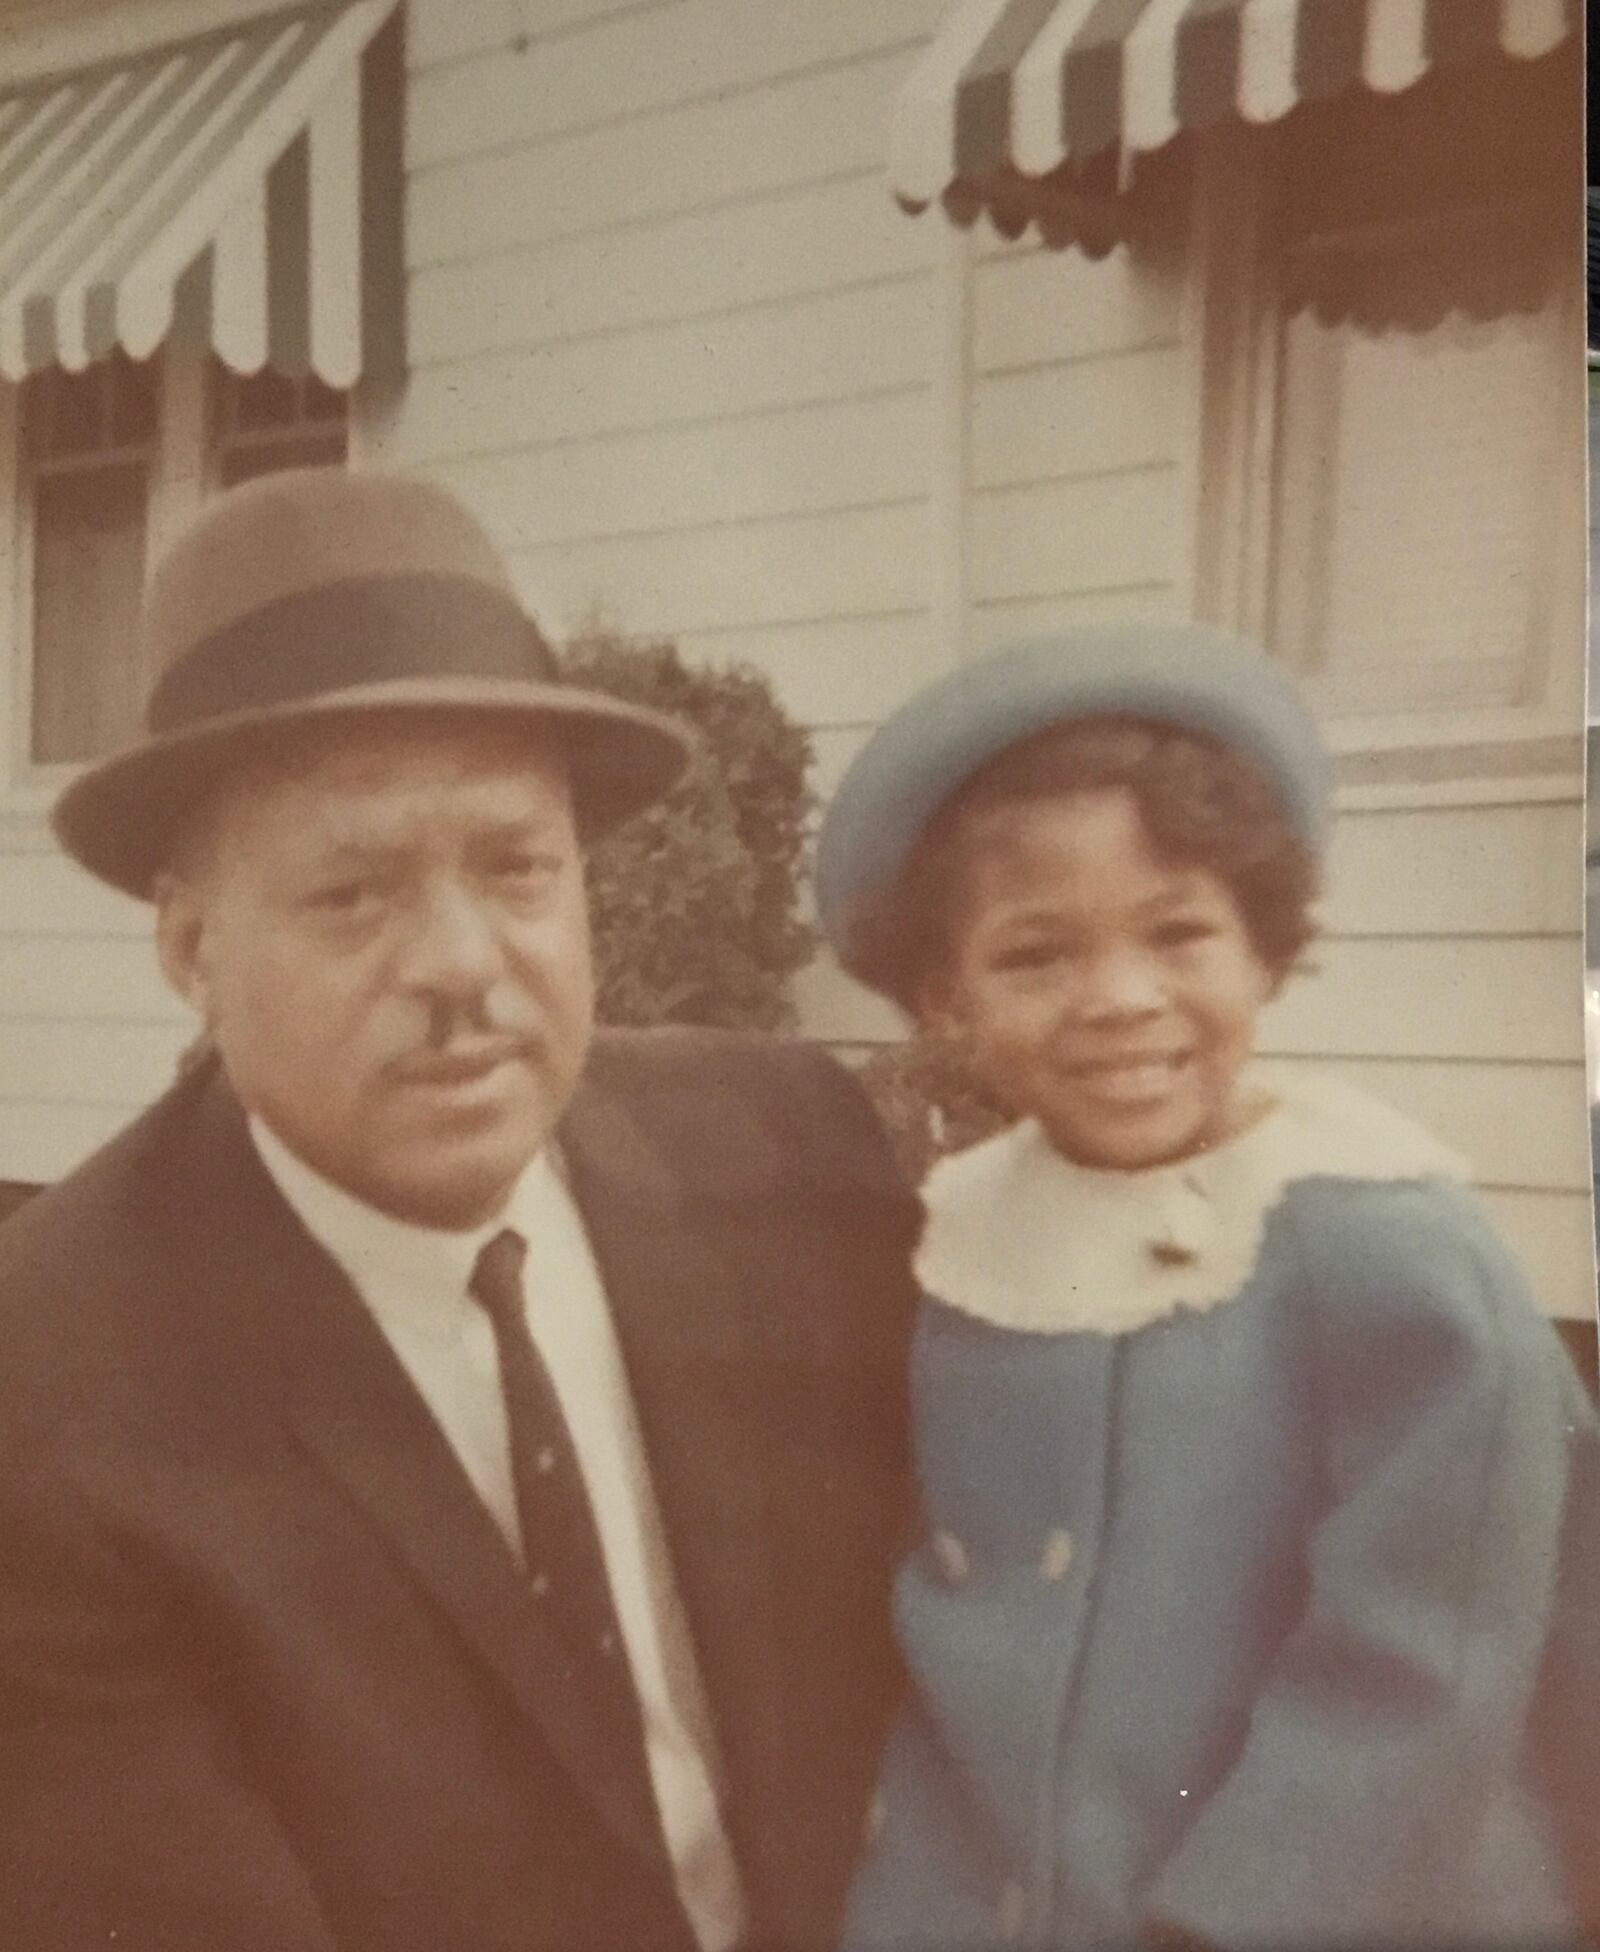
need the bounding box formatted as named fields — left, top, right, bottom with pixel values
left=990, top=940, right=1067, bottom=972
left=1152, top=917, right=1218, bottom=949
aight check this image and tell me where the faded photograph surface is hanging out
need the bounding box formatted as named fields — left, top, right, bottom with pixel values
left=0, top=2, right=1592, bottom=1949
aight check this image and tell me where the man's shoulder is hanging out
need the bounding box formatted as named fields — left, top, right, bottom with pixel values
left=580, top=1026, right=911, bottom=1200
left=0, top=1061, right=225, bottom=1304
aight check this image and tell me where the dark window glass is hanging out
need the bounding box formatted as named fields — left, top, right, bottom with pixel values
left=30, top=462, right=148, bottom=765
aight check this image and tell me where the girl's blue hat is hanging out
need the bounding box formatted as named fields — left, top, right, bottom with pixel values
left=815, top=624, right=1329, bottom=970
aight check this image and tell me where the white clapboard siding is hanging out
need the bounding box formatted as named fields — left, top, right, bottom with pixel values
left=0, top=1101, right=142, bottom=1185
left=0, top=1018, right=190, bottom=1107
left=407, top=0, right=942, bottom=170
left=408, top=0, right=680, bottom=71
left=408, top=45, right=919, bottom=269
left=1323, top=801, right=1584, bottom=937
left=385, top=276, right=938, bottom=464
left=0, top=936, right=187, bottom=1025
left=674, top=613, right=939, bottom=732
left=1266, top=1056, right=1589, bottom=1192
left=507, top=501, right=929, bottom=640
left=974, top=245, right=1183, bottom=373
left=1260, top=938, right=1578, bottom=1064
left=809, top=723, right=878, bottom=808
left=970, top=470, right=1179, bottom=605
left=973, top=347, right=1182, bottom=490
left=1483, top=1191, right=1595, bottom=1321
left=0, top=849, right=152, bottom=937
left=430, top=390, right=929, bottom=551
left=410, top=172, right=935, bottom=368
left=965, top=234, right=1185, bottom=633
left=972, top=585, right=1184, bottom=640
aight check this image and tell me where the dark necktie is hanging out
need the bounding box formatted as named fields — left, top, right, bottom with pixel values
left=468, top=1229, right=646, bottom=1731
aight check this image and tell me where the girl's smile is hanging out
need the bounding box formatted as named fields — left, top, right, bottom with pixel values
left=924, top=786, right=1277, bottom=1172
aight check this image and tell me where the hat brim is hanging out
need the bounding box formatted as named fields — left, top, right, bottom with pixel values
left=52, top=677, right=695, bottom=899
left=814, top=626, right=1329, bottom=980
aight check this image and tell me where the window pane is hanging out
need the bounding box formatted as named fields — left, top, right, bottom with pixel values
left=217, top=429, right=347, bottom=487
left=230, top=368, right=300, bottom=432
left=1590, top=401, right=1600, bottom=715
left=302, top=375, right=345, bottom=424
left=1269, top=235, right=1561, bottom=718
left=109, top=354, right=161, bottom=447
left=32, top=366, right=106, bottom=459
left=31, top=463, right=148, bottom=765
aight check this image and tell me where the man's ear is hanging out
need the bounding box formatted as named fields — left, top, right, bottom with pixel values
left=153, top=873, right=212, bottom=1020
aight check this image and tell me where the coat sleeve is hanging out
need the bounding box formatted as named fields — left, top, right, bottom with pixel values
left=0, top=1436, right=339, bottom=1952
left=1144, top=1180, right=1586, bottom=1948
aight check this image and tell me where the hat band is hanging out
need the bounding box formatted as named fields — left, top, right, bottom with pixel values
left=147, top=573, right=556, bottom=735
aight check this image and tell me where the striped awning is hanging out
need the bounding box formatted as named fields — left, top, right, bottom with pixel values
left=893, top=0, right=1578, bottom=218
left=0, top=0, right=400, bottom=386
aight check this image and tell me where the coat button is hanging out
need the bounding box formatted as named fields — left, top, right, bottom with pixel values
left=930, top=1529, right=969, bottom=1585
left=1040, top=1528, right=1074, bottom=1581
left=997, top=1879, right=1027, bottom=1942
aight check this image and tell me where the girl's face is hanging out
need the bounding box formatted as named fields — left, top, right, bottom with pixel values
left=923, top=786, right=1277, bottom=1172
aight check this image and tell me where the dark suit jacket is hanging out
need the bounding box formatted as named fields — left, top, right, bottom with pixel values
left=0, top=1028, right=920, bottom=1952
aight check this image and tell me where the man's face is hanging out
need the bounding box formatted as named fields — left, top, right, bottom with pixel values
left=157, top=718, right=595, bottom=1229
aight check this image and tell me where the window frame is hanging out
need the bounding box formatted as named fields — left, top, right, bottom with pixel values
left=1183, top=129, right=1586, bottom=785
left=0, top=351, right=354, bottom=814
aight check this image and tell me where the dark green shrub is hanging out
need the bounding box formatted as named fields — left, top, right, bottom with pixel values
left=855, top=1033, right=1015, bottom=1186
left=558, top=630, right=816, bottom=1032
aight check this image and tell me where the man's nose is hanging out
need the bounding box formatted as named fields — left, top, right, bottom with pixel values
left=396, top=881, right=505, bottom=1000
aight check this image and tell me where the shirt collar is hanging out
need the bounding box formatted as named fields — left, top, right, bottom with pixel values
left=248, top=1115, right=551, bottom=1343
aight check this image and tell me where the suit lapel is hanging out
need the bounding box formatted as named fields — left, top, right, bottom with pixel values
left=182, top=1070, right=668, bottom=1865
left=559, top=1061, right=795, bottom=1895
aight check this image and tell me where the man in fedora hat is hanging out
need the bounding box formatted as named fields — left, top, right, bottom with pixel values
left=0, top=470, right=918, bottom=1952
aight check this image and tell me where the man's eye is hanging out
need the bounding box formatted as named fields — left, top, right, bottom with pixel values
left=305, top=881, right=376, bottom=916
left=488, top=852, right=558, bottom=886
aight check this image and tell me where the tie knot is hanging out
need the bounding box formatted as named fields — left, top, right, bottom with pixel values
left=469, top=1227, right=528, bottom=1331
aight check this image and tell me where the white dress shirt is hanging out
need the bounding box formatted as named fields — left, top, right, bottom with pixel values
left=250, top=1118, right=746, bottom=1952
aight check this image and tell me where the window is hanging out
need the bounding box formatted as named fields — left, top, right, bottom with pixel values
left=1588, top=391, right=1600, bottom=718
left=21, top=355, right=160, bottom=766
left=211, top=367, right=348, bottom=488
left=1266, top=214, right=1565, bottom=720
left=12, top=355, right=347, bottom=775
left=1196, top=56, right=1582, bottom=751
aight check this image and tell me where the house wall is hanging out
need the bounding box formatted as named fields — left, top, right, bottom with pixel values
left=0, top=0, right=1589, bottom=1318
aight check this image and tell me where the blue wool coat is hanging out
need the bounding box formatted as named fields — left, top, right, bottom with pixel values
left=842, top=1089, right=1597, bottom=1951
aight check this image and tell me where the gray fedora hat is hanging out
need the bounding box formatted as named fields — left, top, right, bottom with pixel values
left=52, top=468, right=693, bottom=897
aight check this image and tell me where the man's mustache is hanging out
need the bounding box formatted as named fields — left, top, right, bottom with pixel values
left=385, top=997, right=544, bottom=1078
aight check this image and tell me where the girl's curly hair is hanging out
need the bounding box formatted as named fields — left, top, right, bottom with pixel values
left=843, top=716, right=1320, bottom=1012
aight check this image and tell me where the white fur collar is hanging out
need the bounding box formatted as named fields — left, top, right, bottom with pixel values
left=914, top=1070, right=1468, bottom=1337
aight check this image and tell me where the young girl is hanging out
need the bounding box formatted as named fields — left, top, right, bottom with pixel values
left=814, top=625, right=1598, bottom=1951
